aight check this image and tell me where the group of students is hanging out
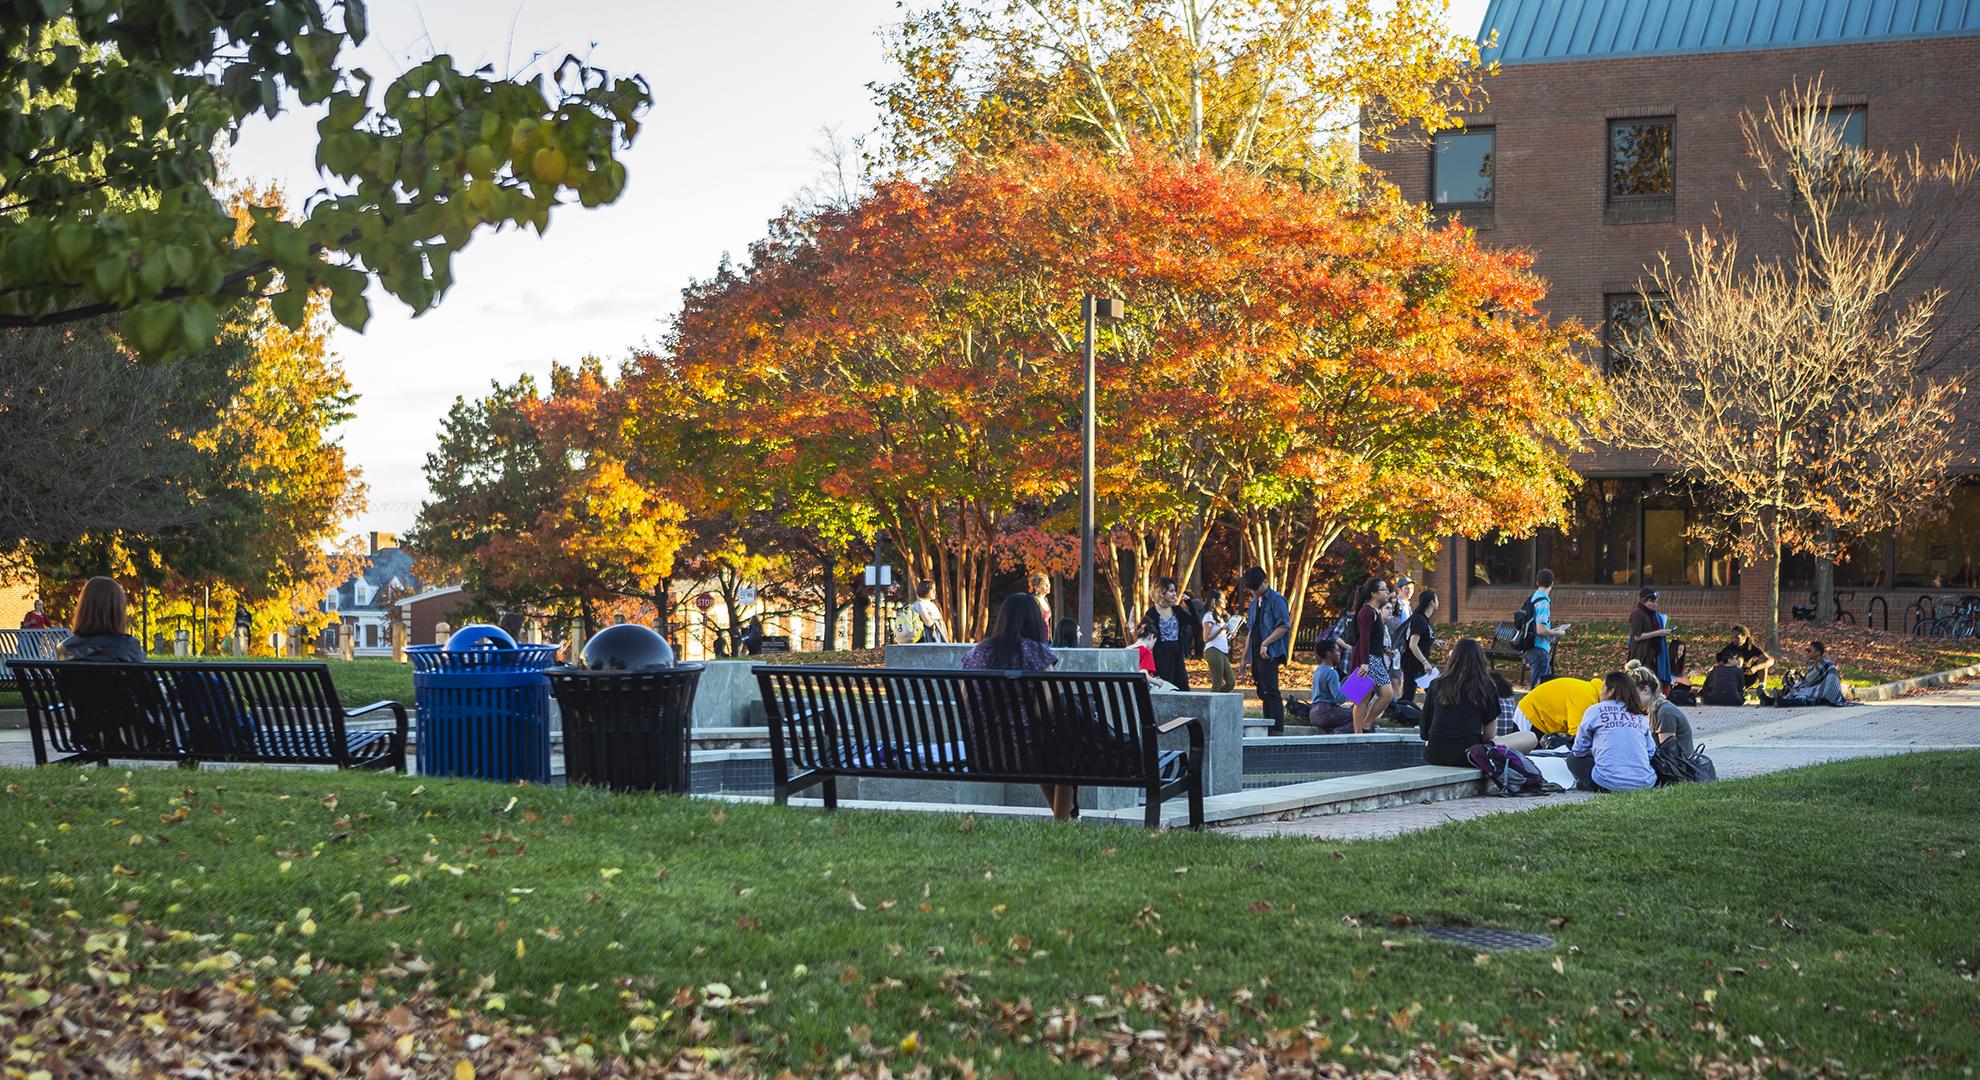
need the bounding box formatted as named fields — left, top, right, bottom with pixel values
left=1416, top=642, right=1695, bottom=793
left=1304, top=575, right=1440, bottom=735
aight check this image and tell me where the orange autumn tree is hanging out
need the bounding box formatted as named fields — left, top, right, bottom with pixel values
left=652, top=142, right=1597, bottom=639
left=410, top=358, right=688, bottom=633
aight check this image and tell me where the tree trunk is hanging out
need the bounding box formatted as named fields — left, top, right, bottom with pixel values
left=821, top=551, right=838, bottom=651
left=1812, top=526, right=1836, bottom=626
left=1763, top=544, right=1784, bottom=654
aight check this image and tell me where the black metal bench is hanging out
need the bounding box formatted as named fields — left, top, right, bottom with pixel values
left=8, top=660, right=407, bottom=771
left=0, top=628, right=67, bottom=691
left=753, top=666, right=1205, bottom=828
left=1487, top=621, right=1526, bottom=668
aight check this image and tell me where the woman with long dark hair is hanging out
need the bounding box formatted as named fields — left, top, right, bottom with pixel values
left=963, top=593, right=1075, bottom=820
left=1400, top=589, right=1440, bottom=707
left=964, top=592, right=1056, bottom=673
left=1348, top=577, right=1395, bottom=733
left=1421, top=638, right=1499, bottom=767
left=59, top=577, right=145, bottom=663
left=1567, top=672, right=1657, bottom=792
left=1138, top=577, right=1196, bottom=690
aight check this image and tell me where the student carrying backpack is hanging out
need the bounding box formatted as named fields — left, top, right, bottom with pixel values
left=891, top=604, right=925, bottom=644
left=1334, top=607, right=1358, bottom=649
left=1510, top=594, right=1539, bottom=650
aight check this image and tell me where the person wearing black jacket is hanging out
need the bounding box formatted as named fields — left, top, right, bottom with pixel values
left=1421, top=638, right=1503, bottom=767
left=59, top=576, right=146, bottom=663
left=1139, top=577, right=1199, bottom=689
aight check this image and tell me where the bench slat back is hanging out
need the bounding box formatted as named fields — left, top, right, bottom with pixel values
left=12, top=663, right=179, bottom=759
left=755, top=666, right=1161, bottom=784
left=0, top=629, right=68, bottom=660
left=9, top=661, right=352, bottom=763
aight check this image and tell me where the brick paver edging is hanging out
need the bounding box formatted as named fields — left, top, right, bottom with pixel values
left=1848, top=660, right=1980, bottom=702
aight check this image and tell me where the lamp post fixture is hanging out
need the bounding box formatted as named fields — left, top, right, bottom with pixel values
left=1079, top=295, right=1126, bottom=646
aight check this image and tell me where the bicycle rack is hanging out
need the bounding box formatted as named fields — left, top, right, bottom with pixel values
left=1866, top=595, right=1888, bottom=632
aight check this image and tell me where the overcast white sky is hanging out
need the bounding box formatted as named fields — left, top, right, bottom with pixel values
left=225, top=0, right=1490, bottom=536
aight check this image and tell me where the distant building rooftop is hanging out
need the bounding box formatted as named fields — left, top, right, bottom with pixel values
left=1478, top=0, right=1980, bottom=65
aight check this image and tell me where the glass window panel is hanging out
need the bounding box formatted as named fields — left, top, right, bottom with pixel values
left=1779, top=551, right=1815, bottom=590
left=1822, top=105, right=1866, bottom=149
left=1469, top=535, right=1532, bottom=585
left=1433, top=130, right=1495, bottom=207
left=1604, top=293, right=1669, bottom=372
left=1609, top=120, right=1674, bottom=198
left=1553, top=479, right=1642, bottom=586
left=1835, top=537, right=1888, bottom=587
left=1642, top=505, right=1686, bottom=587
left=1895, top=483, right=1980, bottom=588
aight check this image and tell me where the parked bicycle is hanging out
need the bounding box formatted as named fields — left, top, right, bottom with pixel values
left=1911, top=594, right=1980, bottom=637
left=1789, top=590, right=1855, bottom=625
left=1933, top=595, right=1980, bottom=638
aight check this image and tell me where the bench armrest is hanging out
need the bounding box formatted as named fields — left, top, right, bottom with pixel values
left=1157, top=713, right=1207, bottom=756
left=345, top=700, right=409, bottom=730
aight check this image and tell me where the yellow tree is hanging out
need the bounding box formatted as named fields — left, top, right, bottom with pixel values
left=873, top=0, right=1487, bottom=177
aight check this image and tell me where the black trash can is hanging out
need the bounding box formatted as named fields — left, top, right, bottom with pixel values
left=548, top=665, right=705, bottom=793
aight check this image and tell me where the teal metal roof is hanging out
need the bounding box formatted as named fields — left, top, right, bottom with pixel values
left=1479, top=0, right=1980, bottom=64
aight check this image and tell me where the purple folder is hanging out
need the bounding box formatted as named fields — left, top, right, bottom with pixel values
left=1340, top=671, right=1376, bottom=704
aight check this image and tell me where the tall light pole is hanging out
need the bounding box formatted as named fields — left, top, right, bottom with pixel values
left=1079, top=295, right=1125, bottom=645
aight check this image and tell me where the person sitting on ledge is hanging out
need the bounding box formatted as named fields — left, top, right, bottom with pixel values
left=1307, top=638, right=1354, bottom=733
left=1760, top=640, right=1847, bottom=708
left=58, top=577, right=146, bottom=664
left=1422, top=639, right=1506, bottom=766
left=1053, top=617, right=1080, bottom=649
left=1625, top=659, right=1696, bottom=757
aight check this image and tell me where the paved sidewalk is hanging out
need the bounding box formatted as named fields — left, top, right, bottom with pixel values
left=1219, top=679, right=1980, bottom=840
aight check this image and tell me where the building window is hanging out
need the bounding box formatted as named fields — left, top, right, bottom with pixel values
left=1469, top=535, right=1533, bottom=585
left=1821, top=105, right=1867, bottom=150
left=1603, top=292, right=1669, bottom=372
left=1474, top=477, right=1738, bottom=589
left=1895, top=481, right=1980, bottom=588
left=1803, top=105, right=1869, bottom=198
left=1432, top=129, right=1494, bottom=208
left=1608, top=118, right=1674, bottom=200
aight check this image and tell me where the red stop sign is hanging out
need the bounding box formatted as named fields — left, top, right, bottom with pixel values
left=694, top=592, right=716, bottom=612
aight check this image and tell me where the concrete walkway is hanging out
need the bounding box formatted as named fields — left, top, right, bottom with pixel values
left=1218, top=678, right=1980, bottom=840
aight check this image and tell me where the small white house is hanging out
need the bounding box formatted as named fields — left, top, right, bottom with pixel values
left=321, top=533, right=418, bottom=656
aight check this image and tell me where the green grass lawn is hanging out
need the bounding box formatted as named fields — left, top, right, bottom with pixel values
left=1, top=754, right=1973, bottom=1074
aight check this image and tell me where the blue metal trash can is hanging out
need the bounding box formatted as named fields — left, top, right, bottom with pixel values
left=408, top=627, right=561, bottom=782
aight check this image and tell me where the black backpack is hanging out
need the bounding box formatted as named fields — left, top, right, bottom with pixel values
left=1652, top=739, right=1718, bottom=784
left=1510, top=594, right=1540, bottom=650
left=1701, top=664, right=1745, bottom=706
left=1334, top=608, right=1358, bottom=649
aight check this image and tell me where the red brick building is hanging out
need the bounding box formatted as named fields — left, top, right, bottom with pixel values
left=1363, top=0, right=1980, bottom=631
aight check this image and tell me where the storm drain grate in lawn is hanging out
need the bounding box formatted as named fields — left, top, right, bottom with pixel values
left=1417, top=926, right=1557, bottom=950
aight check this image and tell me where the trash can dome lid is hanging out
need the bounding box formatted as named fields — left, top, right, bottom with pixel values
left=446, top=623, right=518, bottom=651
left=580, top=623, right=675, bottom=670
